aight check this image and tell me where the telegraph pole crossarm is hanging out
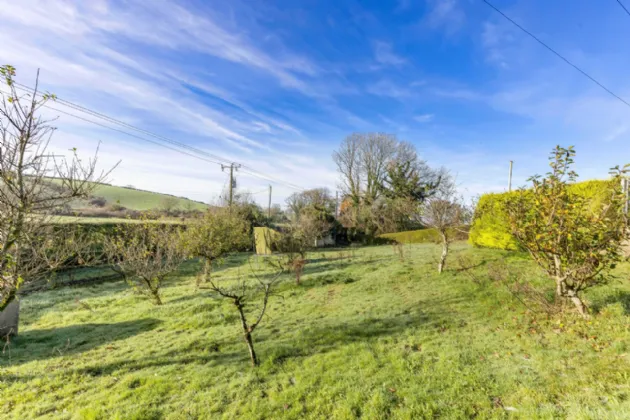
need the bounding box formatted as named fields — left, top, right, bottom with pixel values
left=221, top=163, right=241, bottom=208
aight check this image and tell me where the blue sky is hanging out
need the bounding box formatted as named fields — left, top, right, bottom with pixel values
left=1, top=0, right=630, bottom=205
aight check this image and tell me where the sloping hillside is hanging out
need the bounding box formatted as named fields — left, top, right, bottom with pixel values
left=47, top=179, right=208, bottom=211
left=87, top=183, right=208, bottom=211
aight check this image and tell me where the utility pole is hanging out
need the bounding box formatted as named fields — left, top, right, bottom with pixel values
left=221, top=163, right=241, bottom=207
left=508, top=160, right=513, bottom=192
left=622, top=177, right=629, bottom=216
left=267, top=185, right=272, bottom=219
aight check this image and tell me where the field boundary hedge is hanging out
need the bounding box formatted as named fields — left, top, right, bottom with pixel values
left=378, top=227, right=469, bottom=244
left=469, top=179, right=617, bottom=250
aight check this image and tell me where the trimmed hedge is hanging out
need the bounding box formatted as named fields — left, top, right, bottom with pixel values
left=378, top=227, right=469, bottom=244
left=469, top=179, right=617, bottom=250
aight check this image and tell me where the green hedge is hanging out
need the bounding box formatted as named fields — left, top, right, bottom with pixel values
left=378, top=227, right=469, bottom=244
left=469, top=179, right=617, bottom=250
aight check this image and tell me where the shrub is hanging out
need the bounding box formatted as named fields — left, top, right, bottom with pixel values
left=109, top=203, right=126, bottom=212
left=89, top=196, right=107, bottom=207
left=469, top=179, right=618, bottom=250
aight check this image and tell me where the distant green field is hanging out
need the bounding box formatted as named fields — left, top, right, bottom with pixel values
left=47, top=179, right=208, bottom=211
left=49, top=216, right=187, bottom=225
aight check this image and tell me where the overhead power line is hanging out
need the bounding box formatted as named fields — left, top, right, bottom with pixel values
left=2, top=80, right=305, bottom=191
left=616, top=0, right=630, bottom=17
left=11, top=81, right=234, bottom=165
left=44, top=104, right=225, bottom=166
left=482, top=0, right=630, bottom=109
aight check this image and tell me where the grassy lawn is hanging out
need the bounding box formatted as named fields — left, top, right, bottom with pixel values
left=1, top=243, right=629, bottom=419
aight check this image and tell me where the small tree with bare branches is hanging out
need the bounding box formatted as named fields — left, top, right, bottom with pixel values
left=0, top=65, right=114, bottom=315
left=104, top=220, right=187, bottom=305
left=421, top=178, right=471, bottom=274
left=199, top=259, right=282, bottom=366
left=273, top=213, right=331, bottom=284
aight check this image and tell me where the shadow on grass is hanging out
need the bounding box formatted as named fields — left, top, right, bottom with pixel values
left=1, top=318, right=161, bottom=366
left=75, top=351, right=244, bottom=377
left=259, top=302, right=456, bottom=365
left=166, top=291, right=221, bottom=305
left=304, top=261, right=352, bottom=276
left=1, top=350, right=246, bottom=384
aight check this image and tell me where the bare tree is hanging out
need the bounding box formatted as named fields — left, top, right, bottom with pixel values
left=421, top=178, right=471, bottom=274
left=285, top=188, right=335, bottom=221
left=199, top=259, right=282, bottom=366
left=360, top=133, right=397, bottom=203
left=333, top=134, right=362, bottom=206
left=334, top=133, right=447, bottom=237
left=285, top=192, right=308, bottom=221
left=104, top=221, right=187, bottom=305
left=0, top=65, right=114, bottom=314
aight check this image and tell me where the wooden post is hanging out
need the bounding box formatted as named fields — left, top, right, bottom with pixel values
left=268, top=185, right=272, bottom=219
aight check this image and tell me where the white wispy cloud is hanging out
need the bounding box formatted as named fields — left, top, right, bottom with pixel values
left=0, top=0, right=342, bottom=205
left=373, top=41, right=407, bottom=67
left=414, top=114, right=435, bottom=123
left=424, top=0, right=465, bottom=35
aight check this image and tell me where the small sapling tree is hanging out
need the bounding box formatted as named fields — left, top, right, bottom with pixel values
left=199, top=259, right=282, bottom=366
left=505, top=146, right=629, bottom=317
left=273, top=213, right=330, bottom=284
left=104, top=220, right=187, bottom=305
left=421, top=177, right=471, bottom=274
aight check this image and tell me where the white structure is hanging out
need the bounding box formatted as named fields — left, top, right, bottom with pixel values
left=315, top=234, right=336, bottom=247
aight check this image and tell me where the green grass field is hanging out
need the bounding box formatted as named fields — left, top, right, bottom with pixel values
left=49, top=216, right=187, bottom=225
left=88, top=183, right=208, bottom=211
left=47, top=179, right=208, bottom=211
left=2, top=244, right=630, bottom=419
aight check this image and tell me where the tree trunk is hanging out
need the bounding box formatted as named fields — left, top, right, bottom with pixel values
left=555, top=276, right=588, bottom=318
left=438, top=232, right=448, bottom=274
left=555, top=278, right=564, bottom=298
left=235, top=300, right=258, bottom=366
left=153, top=293, right=163, bottom=306
left=244, top=332, right=258, bottom=366
left=566, top=289, right=588, bottom=318
left=553, top=258, right=564, bottom=298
